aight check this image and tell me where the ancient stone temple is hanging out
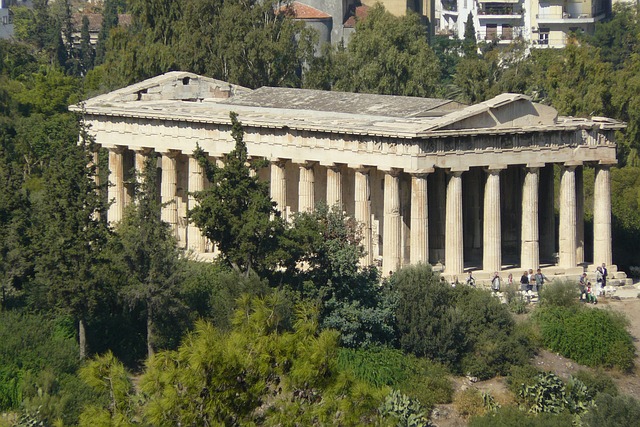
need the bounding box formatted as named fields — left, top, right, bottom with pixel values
left=71, top=71, right=625, bottom=280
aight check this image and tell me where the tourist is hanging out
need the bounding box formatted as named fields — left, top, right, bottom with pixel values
left=579, top=273, right=588, bottom=301
left=491, top=272, right=501, bottom=292
left=586, top=282, right=597, bottom=304
left=601, top=262, right=608, bottom=293
left=534, top=268, right=549, bottom=292
left=507, top=273, right=513, bottom=286
left=520, top=271, right=530, bottom=292
left=596, top=266, right=604, bottom=295
left=466, top=271, right=476, bottom=287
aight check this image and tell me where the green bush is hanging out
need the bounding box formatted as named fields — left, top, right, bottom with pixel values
left=337, top=346, right=453, bottom=411
left=533, top=305, right=635, bottom=370
left=517, top=372, right=594, bottom=416
left=506, top=364, right=540, bottom=396
left=503, top=282, right=528, bottom=314
left=538, top=279, right=579, bottom=307
left=337, top=346, right=409, bottom=388
left=573, top=369, right=618, bottom=398
left=582, top=393, right=640, bottom=427
left=469, top=405, right=574, bottom=427
left=394, top=264, right=535, bottom=379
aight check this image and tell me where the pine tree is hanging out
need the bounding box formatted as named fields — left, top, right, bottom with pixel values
left=95, top=0, right=119, bottom=66
left=190, top=112, right=283, bottom=275
left=79, top=15, right=94, bottom=75
left=463, top=11, right=477, bottom=57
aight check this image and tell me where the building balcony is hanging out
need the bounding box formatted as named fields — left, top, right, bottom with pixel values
left=536, top=12, right=606, bottom=24
left=478, top=8, right=524, bottom=19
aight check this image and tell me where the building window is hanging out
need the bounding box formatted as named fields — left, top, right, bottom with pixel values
left=486, top=24, right=497, bottom=40
left=2, top=16, right=7, bottom=25
left=502, top=24, right=513, bottom=40
left=539, top=28, right=549, bottom=45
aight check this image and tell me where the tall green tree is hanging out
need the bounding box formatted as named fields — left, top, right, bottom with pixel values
left=95, top=0, right=119, bottom=66
left=305, top=5, right=441, bottom=97
left=463, top=12, right=477, bottom=56
left=79, top=15, right=95, bottom=75
left=109, top=156, right=185, bottom=358
left=28, top=127, right=110, bottom=359
left=189, top=112, right=283, bottom=275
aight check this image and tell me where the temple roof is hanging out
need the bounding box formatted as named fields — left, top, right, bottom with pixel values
left=74, top=72, right=625, bottom=139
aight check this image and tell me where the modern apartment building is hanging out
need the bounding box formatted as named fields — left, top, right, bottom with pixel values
left=0, top=0, right=14, bottom=40
left=434, top=0, right=611, bottom=47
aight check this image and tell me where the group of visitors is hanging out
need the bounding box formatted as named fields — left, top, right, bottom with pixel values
left=579, top=263, right=608, bottom=304
left=519, top=268, right=550, bottom=292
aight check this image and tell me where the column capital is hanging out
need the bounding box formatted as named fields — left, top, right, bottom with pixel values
left=348, top=164, right=372, bottom=173
left=406, top=167, right=434, bottom=177
left=485, top=164, right=507, bottom=172
left=380, top=167, right=402, bottom=177
left=597, top=160, right=616, bottom=167
left=270, top=157, right=288, bottom=166
left=107, top=145, right=126, bottom=154
left=132, top=147, right=154, bottom=155
left=159, top=149, right=180, bottom=158
left=526, top=162, right=545, bottom=169
left=447, top=169, right=465, bottom=178
left=292, top=159, right=317, bottom=169
left=563, top=161, right=582, bottom=169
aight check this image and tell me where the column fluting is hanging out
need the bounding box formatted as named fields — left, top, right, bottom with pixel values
left=161, top=151, right=179, bottom=239
left=382, top=169, right=402, bottom=275
left=354, top=166, right=372, bottom=266
left=107, top=146, right=125, bottom=224
left=521, top=166, right=540, bottom=270
left=187, top=156, right=206, bottom=253
left=326, top=164, right=342, bottom=209
left=445, top=171, right=464, bottom=274
left=559, top=164, right=577, bottom=268
left=410, top=173, right=429, bottom=265
left=483, top=167, right=503, bottom=273
left=298, top=161, right=315, bottom=212
left=593, top=164, right=613, bottom=266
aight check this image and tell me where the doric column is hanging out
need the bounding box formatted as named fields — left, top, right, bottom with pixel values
left=326, top=164, right=342, bottom=209
left=382, top=169, right=402, bottom=275
left=445, top=171, right=464, bottom=274
left=353, top=166, right=372, bottom=266
left=187, top=155, right=206, bottom=253
left=576, top=166, right=584, bottom=264
left=297, top=161, right=316, bottom=212
left=483, top=167, right=504, bottom=273
left=521, top=166, right=540, bottom=270
left=134, top=148, right=153, bottom=188
left=559, top=164, right=578, bottom=268
left=107, top=146, right=125, bottom=224
left=161, top=151, right=179, bottom=238
left=410, top=172, right=430, bottom=265
left=593, top=164, right=613, bottom=266
left=540, top=164, right=555, bottom=262
left=270, top=159, right=287, bottom=214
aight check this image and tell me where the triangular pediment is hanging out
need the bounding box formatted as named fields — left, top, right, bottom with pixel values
left=424, top=94, right=558, bottom=132
left=84, top=72, right=251, bottom=105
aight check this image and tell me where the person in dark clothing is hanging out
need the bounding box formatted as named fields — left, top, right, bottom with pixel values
left=521, top=271, right=530, bottom=292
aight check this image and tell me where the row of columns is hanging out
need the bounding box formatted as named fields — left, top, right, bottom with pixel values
left=106, top=146, right=614, bottom=274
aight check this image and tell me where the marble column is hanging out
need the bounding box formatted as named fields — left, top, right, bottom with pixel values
left=107, top=146, right=125, bottom=224
left=270, top=159, right=287, bottom=215
left=446, top=171, right=464, bottom=274
left=410, top=173, right=429, bottom=265
left=521, top=167, right=540, bottom=270
left=575, top=166, right=584, bottom=265
left=187, top=156, right=206, bottom=253
left=383, top=169, right=402, bottom=274
left=161, top=151, right=179, bottom=238
left=326, top=164, right=342, bottom=209
left=483, top=167, right=503, bottom=273
left=297, top=161, right=316, bottom=212
left=559, top=164, right=577, bottom=268
left=540, top=164, right=555, bottom=262
left=354, top=166, right=372, bottom=266
left=134, top=148, right=153, bottom=189
left=593, top=164, right=613, bottom=266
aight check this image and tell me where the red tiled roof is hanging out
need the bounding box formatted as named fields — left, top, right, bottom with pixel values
left=280, top=2, right=331, bottom=20
left=71, top=13, right=131, bottom=32
left=344, top=5, right=370, bottom=28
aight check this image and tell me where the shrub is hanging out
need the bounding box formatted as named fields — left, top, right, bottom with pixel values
left=454, top=388, right=486, bottom=418
left=469, top=405, right=574, bottom=427
left=582, top=393, right=640, bottom=427
left=394, top=264, right=534, bottom=379
left=517, top=372, right=594, bottom=416
left=538, top=279, right=579, bottom=307
left=503, top=282, right=528, bottom=314
left=573, top=369, right=618, bottom=398
left=533, top=305, right=635, bottom=370
left=379, top=390, right=432, bottom=427
left=337, top=347, right=453, bottom=411
left=506, top=364, right=540, bottom=396
left=337, top=346, right=409, bottom=388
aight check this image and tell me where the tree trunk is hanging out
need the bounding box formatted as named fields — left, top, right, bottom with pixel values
left=79, top=318, right=87, bottom=360
left=147, top=305, right=155, bottom=359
